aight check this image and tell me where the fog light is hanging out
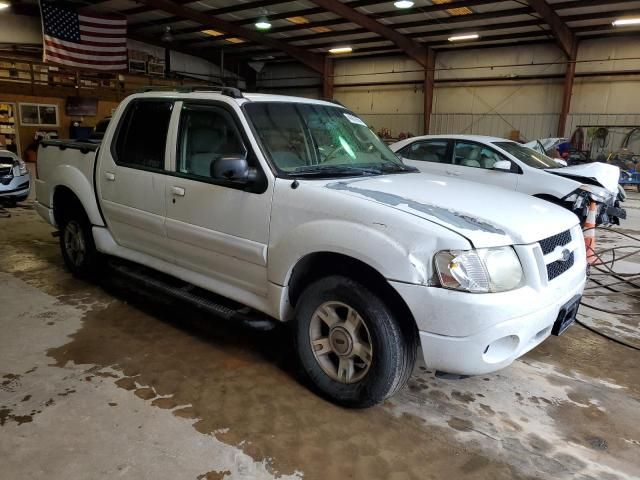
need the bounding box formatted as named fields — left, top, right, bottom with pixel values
left=483, top=335, right=519, bottom=364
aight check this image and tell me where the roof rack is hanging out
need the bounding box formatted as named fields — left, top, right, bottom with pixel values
left=137, top=85, right=244, bottom=99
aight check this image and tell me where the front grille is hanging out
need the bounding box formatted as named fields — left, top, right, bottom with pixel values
left=547, top=252, right=575, bottom=281
left=539, top=229, right=572, bottom=255
left=0, top=166, right=12, bottom=177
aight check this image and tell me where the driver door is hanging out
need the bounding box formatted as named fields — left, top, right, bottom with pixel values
left=398, top=139, right=452, bottom=177
left=164, top=102, right=272, bottom=297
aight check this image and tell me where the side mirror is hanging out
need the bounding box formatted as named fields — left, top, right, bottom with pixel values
left=493, top=160, right=512, bottom=172
left=211, top=156, right=256, bottom=184
left=554, top=158, right=568, bottom=167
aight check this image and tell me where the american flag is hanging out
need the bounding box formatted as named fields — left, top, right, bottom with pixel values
left=40, top=1, right=127, bottom=71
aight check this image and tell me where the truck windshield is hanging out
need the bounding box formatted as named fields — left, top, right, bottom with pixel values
left=244, top=102, right=411, bottom=177
left=494, top=141, right=561, bottom=169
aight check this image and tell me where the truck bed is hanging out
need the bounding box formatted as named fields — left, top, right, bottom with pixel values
left=35, top=139, right=101, bottom=224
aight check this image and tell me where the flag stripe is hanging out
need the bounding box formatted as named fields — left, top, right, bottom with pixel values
left=79, top=25, right=127, bottom=35
left=45, top=51, right=127, bottom=68
left=80, top=34, right=127, bottom=44
left=45, top=45, right=127, bottom=61
left=44, top=35, right=127, bottom=53
left=78, top=14, right=127, bottom=26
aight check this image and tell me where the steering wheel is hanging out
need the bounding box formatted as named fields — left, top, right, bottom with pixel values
left=320, top=143, right=346, bottom=164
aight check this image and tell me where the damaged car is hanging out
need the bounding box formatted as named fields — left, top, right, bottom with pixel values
left=391, top=135, right=626, bottom=226
left=0, top=149, right=31, bottom=204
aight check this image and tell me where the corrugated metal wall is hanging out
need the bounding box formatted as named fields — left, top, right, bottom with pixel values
left=430, top=113, right=560, bottom=140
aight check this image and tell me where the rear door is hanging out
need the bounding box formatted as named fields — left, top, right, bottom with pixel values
left=97, top=99, right=174, bottom=261
left=398, top=139, right=452, bottom=177
left=164, top=101, right=272, bottom=298
left=446, top=140, right=519, bottom=190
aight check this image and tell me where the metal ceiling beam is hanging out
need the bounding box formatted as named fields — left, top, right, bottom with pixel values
left=288, top=0, right=429, bottom=65
left=133, top=0, right=326, bottom=74
left=122, top=0, right=196, bottom=17
left=128, top=0, right=292, bottom=31
left=526, top=0, right=576, bottom=57
left=170, top=0, right=498, bottom=42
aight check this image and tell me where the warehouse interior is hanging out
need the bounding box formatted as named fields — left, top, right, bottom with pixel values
left=1, top=1, right=640, bottom=479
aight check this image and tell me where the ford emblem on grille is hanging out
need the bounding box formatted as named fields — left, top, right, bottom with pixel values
left=560, top=249, right=571, bottom=262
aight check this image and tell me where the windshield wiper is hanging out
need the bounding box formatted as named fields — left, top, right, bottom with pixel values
left=379, top=162, right=417, bottom=173
left=288, top=165, right=382, bottom=178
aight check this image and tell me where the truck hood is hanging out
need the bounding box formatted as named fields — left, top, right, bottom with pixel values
left=546, top=162, right=620, bottom=195
left=323, top=173, right=579, bottom=248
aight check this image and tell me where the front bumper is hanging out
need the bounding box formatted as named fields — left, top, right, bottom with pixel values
left=0, top=173, right=31, bottom=200
left=391, top=230, right=587, bottom=375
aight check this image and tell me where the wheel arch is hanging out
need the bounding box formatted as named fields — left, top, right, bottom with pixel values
left=286, top=251, right=418, bottom=339
left=53, top=185, right=89, bottom=226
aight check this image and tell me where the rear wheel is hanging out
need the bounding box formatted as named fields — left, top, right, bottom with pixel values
left=58, top=206, right=101, bottom=278
left=294, top=275, right=416, bottom=408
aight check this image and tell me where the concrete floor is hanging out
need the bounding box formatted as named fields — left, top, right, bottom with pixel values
left=1, top=181, right=640, bottom=479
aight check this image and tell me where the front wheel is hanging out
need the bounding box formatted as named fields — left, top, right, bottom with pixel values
left=294, top=276, right=416, bottom=408
left=59, top=207, right=102, bottom=278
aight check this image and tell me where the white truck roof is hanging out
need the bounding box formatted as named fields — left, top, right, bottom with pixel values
left=128, top=89, right=343, bottom=109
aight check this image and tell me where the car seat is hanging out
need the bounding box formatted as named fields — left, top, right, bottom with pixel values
left=188, top=127, right=224, bottom=177
left=458, top=147, right=481, bottom=168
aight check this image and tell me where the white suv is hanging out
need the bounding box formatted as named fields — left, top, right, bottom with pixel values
left=36, top=91, right=586, bottom=407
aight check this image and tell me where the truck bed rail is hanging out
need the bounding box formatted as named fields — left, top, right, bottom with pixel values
left=40, top=140, right=101, bottom=153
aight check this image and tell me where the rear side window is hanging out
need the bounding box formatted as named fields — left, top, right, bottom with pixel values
left=114, top=101, right=173, bottom=170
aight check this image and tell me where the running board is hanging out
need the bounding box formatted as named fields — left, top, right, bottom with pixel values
left=108, top=260, right=276, bottom=331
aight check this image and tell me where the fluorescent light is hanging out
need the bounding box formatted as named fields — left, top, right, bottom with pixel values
left=202, top=29, right=223, bottom=37
left=394, top=1, right=414, bottom=8
left=448, top=33, right=479, bottom=42
left=255, top=20, right=272, bottom=30
left=0, top=1, right=10, bottom=10
left=286, top=16, right=309, bottom=24
left=329, top=46, right=353, bottom=54
left=612, top=17, right=640, bottom=26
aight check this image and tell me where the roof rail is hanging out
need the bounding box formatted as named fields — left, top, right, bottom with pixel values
left=137, top=85, right=245, bottom=99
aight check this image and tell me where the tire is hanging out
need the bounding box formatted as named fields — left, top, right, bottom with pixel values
left=58, top=204, right=102, bottom=278
left=294, top=275, right=416, bottom=408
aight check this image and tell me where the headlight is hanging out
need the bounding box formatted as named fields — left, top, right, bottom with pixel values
left=13, top=159, right=28, bottom=176
left=434, top=247, right=524, bottom=293
left=578, top=184, right=610, bottom=203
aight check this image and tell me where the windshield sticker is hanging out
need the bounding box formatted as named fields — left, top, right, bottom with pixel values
left=343, top=113, right=367, bottom=127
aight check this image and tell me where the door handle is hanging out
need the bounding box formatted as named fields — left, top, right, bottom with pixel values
left=445, top=170, right=461, bottom=177
left=104, top=172, right=115, bottom=181
left=171, top=186, right=185, bottom=197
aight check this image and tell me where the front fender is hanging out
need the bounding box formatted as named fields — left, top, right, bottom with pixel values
left=268, top=219, right=429, bottom=287
left=49, top=165, right=104, bottom=227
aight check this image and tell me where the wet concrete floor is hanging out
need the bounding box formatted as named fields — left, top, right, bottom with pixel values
left=1, top=191, right=639, bottom=479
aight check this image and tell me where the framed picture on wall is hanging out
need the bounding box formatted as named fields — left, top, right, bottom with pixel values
left=19, top=103, right=59, bottom=126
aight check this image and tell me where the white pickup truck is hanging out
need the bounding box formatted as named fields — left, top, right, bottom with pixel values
left=35, top=89, right=586, bottom=407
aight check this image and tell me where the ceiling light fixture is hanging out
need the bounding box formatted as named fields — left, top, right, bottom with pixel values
left=394, top=1, right=414, bottom=8
left=612, top=17, right=640, bottom=26
left=0, top=1, right=10, bottom=10
left=255, top=17, right=271, bottom=30
left=329, top=46, right=353, bottom=54
left=448, top=33, right=479, bottom=42
left=161, top=26, right=174, bottom=43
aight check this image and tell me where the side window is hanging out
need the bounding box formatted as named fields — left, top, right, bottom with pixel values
left=401, top=140, right=450, bottom=164
left=454, top=141, right=508, bottom=170
left=177, top=106, right=247, bottom=179
left=114, top=101, right=173, bottom=170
